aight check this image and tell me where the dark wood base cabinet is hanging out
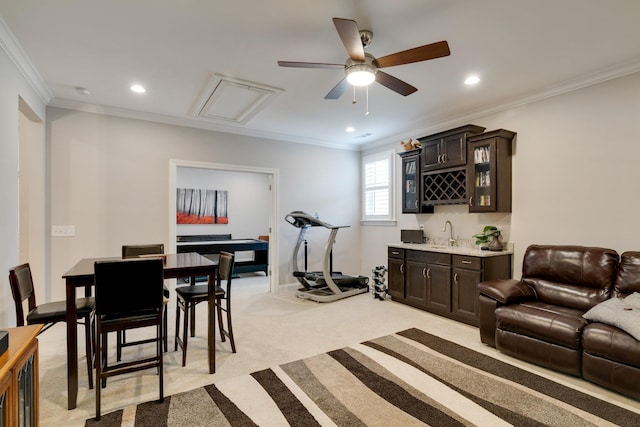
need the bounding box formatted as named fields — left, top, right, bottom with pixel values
left=0, top=325, right=42, bottom=427
left=388, top=246, right=512, bottom=326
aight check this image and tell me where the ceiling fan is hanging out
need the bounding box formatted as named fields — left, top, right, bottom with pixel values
left=278, top=17, right=451, bottom=99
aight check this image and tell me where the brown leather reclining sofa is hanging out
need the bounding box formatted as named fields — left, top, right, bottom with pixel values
left=478, top=244, right=640, bottom=400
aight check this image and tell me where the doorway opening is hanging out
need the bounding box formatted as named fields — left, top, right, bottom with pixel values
left=168, top=159, right=279, bottom=293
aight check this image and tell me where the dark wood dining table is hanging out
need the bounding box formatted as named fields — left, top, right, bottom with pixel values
left=62, top=252, right=218, bottom=410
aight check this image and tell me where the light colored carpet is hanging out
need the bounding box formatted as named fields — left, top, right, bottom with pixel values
left=85, top=328, right=640, bottom=426
left=37, top=275, right=640, bottom=425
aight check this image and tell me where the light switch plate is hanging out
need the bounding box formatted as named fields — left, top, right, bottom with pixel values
left=52, top=225, right=75, bottom=237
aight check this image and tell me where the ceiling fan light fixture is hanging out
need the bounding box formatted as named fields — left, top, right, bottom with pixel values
left=346, top=64, right=376, bottom=86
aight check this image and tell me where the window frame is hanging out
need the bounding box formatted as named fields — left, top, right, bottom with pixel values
left=361, top=149, right=396, bottom=225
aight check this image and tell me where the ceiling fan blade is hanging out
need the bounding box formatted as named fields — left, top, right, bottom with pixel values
left=278, top=61, right=344, bottom=69
left=332, top=18, right=365, bottom=61
left=375, top=71, right=417, bottom=96
left=324, top=78, right=350, bottom=99
left=375, top=41, right=450, bottom=68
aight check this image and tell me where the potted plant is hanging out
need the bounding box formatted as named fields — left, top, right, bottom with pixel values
left=472, top=226, right=503, bottom=251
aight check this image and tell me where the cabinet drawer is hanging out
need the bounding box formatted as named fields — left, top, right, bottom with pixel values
left=452, top=255, right=482, bottom=270
left=388, top=247, right=404, bottom=259
left=406, top=250, right=450, bottom=265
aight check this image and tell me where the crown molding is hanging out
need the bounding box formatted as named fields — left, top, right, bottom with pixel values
left=370, top=60, right=640, bottom=151
left=48, top=97, right=361, bottom=151
left=0, top=17, right=53, bottom=104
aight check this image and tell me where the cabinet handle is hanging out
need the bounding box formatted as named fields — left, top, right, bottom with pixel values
left=391, top=251, right=400, bottom=255
left=461, top=260, right=472, bottom=265
left=422, top=267, right=426, bottom=278
left=469, top=197, right=473, bottom=207
left=437, top=154, right=442, bottom=163
left=454, top=273, right=459, bottom=284
left=414, top=200, right=418, bottom=208
left=442, top=153, right=447, bottom=162
left=400, top=264, right=404, bottom=274
left=426, top=268, right=431, bottom=279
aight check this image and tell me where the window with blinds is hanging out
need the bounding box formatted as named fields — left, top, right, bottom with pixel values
left=362, top=150, right=395, bottom=222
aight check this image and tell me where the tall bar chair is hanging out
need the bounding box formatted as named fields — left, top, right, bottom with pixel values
left=174, top=251, right=236, bottom=366
left=215, top=253, right=237, bottom=353
left=94, top=258, right=164, bottom=420
left=9, top=263, right=95, bottom=389
left=120, top=244, right=169, bottom=358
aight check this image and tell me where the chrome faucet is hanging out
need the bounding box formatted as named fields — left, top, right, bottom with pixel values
left=443, top=220, right=456, bottom=246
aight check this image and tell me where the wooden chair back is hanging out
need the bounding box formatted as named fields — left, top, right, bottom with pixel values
left=8, top=263, right=36, bottom=326
left=122, top=243, right=165, bottom=258
left=94, top=258, right=164, bottom=317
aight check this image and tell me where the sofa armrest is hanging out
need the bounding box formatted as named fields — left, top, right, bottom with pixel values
left=478, top=279, right=536, bottom=348
left=478, top=279, right=535, bottom=304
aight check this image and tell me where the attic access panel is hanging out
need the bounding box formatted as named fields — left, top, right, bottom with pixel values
left=194, top=74, right=283, bottom=125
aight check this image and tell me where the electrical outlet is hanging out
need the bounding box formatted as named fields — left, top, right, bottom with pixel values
left=52, top=225, right=75, bottom=237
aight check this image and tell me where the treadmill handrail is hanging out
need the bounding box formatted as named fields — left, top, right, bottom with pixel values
left=284, top=211, right=349, bottom=230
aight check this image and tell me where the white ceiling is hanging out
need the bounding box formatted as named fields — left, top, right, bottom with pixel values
left=2, top=0, right=640, bottom=149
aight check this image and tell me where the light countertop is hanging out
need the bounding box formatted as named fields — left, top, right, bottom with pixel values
left=388, top=242, right=513, bottom=258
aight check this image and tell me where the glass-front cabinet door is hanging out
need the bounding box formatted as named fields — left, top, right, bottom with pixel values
left=402, top=155, right=420, bottom=213
left=402, top=153, right=420, bottom=213
left=468, top=140, right=496, bottom=212
left=467, top=129, right=515, bottom=213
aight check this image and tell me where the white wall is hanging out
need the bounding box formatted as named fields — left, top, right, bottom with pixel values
left=361, top=71, right=640, bottom=279
left=0, top=47, right=46, bottom=327
left=176, top=167, right=270, bottom=239
left=47, top=108, right=362, bottom=301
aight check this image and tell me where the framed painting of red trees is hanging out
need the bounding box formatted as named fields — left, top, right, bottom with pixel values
left=176, top=188, right=229, bottom=224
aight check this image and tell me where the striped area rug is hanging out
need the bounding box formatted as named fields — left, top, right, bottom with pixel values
left=86, top=328, right=638, bottom=426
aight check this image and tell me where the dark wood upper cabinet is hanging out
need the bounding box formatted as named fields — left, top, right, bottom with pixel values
left=419, top=125, right=485, bottom=172
left=466, top=129, right=516, bottom=213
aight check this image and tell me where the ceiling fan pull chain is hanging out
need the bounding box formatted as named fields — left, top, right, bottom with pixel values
left=352, top=86, right=357, bottom=104
left=365, top=86, right=370, bottom=116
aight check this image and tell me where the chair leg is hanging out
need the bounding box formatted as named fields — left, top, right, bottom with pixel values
left=101, top=333, right=108, bottom=389
left=174, top=301, right=181, bottom=352
left=226, top=298, right=236, bottom=353
left=95, top=328, right=103, bottom=420
left=216, top=298, right=225, bottom=342
left=190, top=302, right=196, bottom=337
left=181, top=302, right=189, bottom=367
left=84, top=313, right=94, bottom=390
left=158, top=322, right=164, bottom=403
left=116, top=331, right=123, bottom=361
left=163, top=304, right=168, bottom=352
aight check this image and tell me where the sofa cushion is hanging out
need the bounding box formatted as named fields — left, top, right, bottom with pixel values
left=582, top=323, right=640, bottom=369
left=521, top=245, right=618, bottom=310
left=495, top=301, right=587, bottom=349
left=614, top=251, right=640, bottom=297
left=583, top=295, right=640, bottom=341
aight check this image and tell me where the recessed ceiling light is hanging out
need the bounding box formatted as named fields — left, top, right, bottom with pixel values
left=130, top=84, right=146, bottom=93
left=346, top=126, right=355, bottom=133
left=464, top=75, right=480, bottom=85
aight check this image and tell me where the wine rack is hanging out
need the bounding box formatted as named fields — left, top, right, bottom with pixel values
left=423, top=168, right=467, bottom=205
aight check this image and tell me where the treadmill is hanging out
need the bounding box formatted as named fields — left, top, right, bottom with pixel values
left=285, top=211, right=369, bottom=302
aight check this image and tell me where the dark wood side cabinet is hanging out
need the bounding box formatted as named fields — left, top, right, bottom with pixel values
left=467, top=129, right=516, bottom=212
left=388, top=247, right=512, bottom=326
left=0, top=325, right=42, bottom=427
left=419, top=125, right=485, bottom=172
